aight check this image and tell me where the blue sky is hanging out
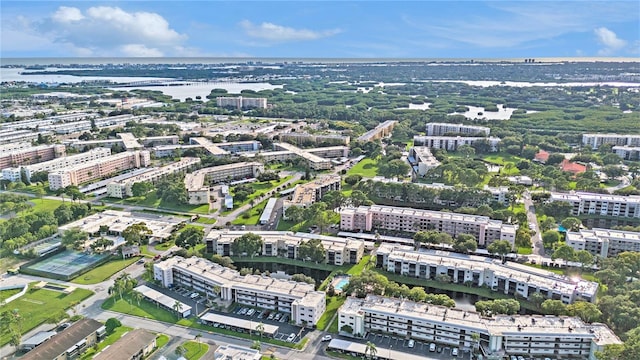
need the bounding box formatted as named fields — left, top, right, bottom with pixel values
left=1, top=1, right=638, bottom=58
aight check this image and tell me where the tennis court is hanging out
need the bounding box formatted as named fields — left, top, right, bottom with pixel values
left=21, top=250, right=109, bottom=281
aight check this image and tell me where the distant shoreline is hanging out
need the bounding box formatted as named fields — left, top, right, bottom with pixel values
left=2, top=57, right=639, bottom=66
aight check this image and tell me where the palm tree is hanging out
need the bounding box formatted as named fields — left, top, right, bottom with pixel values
left=365, top=341, right=377, bottom=359
left=256, top=322, right=265, bottom=338
left=132, top=291, right=143, bottom=307
left=195, top=333, right=202, bottom=351
left=471, top=332, right=481, bottom=352
left=173, top=301, right=183, bottom=319
left=174, top=345, right=186, bottom=357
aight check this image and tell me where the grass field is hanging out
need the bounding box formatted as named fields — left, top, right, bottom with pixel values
left=154, top=240, right=176, bottom=251
left=347, top=158, right=378, bottom=178
left=232, top=198, right=269, bottom=225
left=18, top=198, right=65, bottom=215
left=113, top=191, right=210, bottom=214
left=482, top=153, right=524, bottom=165
left=0, top=286, right=94, bottom=346
left=71, top=256, right=141, bottom=285
left=182, top=340, right=209, bottom=360
left=194, top=217, right=217, bottom=224
left=80, top=326, right=133, bottom=360
left=230, top=176, right=292, bottom=210
left=517, top=246, right=533, bottom=255
left=156, top=334, right=170, bottom=349
left=0, top=287, right=23, bottom=301
left=316, top=295, right=343, bottom=331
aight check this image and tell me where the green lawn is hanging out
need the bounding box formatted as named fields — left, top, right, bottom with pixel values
left=80, top=326, right=133, bottom=360
left=195, top=217, right=218, bottom=224
left=71, top=256, right=141, bottom=285
left=0, top=287, right=23, bottom=302
left=0, top=286, right=94, bottom=346
left=517, top=246, right=533, bottom=255
left=228, top=176, right=293, bottom=210
left=232, top=198, right=269, bottom=225
left=110, top=191, right=210, bottom=214
left=156, top=334, right=170, bottom=349
left=102, top=294, right=300, bottom=349
left=317, top=295, right=344, bottom=331
left=182, top=340, right=209, bottom=360
left=18, top=198, right=65, bottom=215
left=347, top=158, right=378, bottom=178
left=482, top=153, right=524, bottom=165
left=155, top=240, right=176, bottom=251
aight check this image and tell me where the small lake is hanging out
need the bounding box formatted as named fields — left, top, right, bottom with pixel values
left=449, top=104, right=517, bottom=120
left=109, top=82, right=283, bottom=102
left=0, top=67, right=172, bottom=84
left=397, top=103, right=432, bottom=110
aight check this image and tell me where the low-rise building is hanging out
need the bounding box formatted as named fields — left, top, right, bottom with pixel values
left=566, top=228, right=640, bottom=258
left=550, top=191, right=640, bottom=218
left=20, top=318, right=106, bottom=360
left=338, top=295, right=620, bottom=360
left=48, top=150, right=151, bottom=190
left=340, top=205, right=516, bottom=247
left=93, top=329, right=157, bottom=360
left=612, top=145, right=640, bottom=160
left=357, top=120, right=397, bottom=142
left=154, top=256, right=326, bottom=326
left=213, top=344, right=261, bottom=360
left=408, top=147, right=441, bottom=176
left=426, top=123, right=491, bottom=136
left=279, top=132, right=350, bottom=146
left=184, top=162, right=264, bottom=204
left=205, top=230, right=365, bottom=266
left=273, top=142, right=333, bottom=170
left=413, top=135, right=501, bottom=152
left=283, top=174, right=341, bottom=216
left=375, top=245, right=598, bottom=303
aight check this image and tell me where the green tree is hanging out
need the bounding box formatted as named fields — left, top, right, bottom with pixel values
left=131, top=181, right=154, bottom=197
left=365, top=341, right=377, bottom=359
left=61, top=227, right=89, bottom=250
left=561, top=217, right=582, bottom=232
left=542, top=230, right=562, bottom=249
left=487, top=240, right=513, bottom=261
left=541, top=299, right=568, bottom=315
left=176, top=226, right=205, bottom=248
left=540, top=216, right=556, bottom=232
left=173, top=300, right=183, bottom=319
left=453, top=234, right=478, bottom=253
left=232, top=232, right=263, bottom=257
left=122, top=222, right=152, bottom=245
left=105, top=318, right=122, bottom=335
left=552, top=244, right=576, bottom=262
left=284, top=206, right=305, bottom=223
left=297, top=238, right=326, bottom=263
left=567, top=301, right=602, bottom=323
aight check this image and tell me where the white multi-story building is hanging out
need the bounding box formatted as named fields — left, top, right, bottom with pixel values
left=408, top=147, right=441, bottom=176
left=205, top=230, right=365, bottom=266
left=2, top=147, right=112, bottom=182
left=566, top=228, right=640, bottom=258
left=375, top=245, right=598, bottom=303
left=154, top=256, right=326, bottom=326
left=485, top=186, right=510, bottom=206
left=340, top=205, right=516, bottom=247
left=0, top=129, right=44, bottom=145
left=612, top=145, right=640, bottom=160
left=338, top=295, right=620, bottom=360
left=106, top=157, right=201, bottom=198
left=426, top=123, right=491, bottom=136
left=413, top=135, right=501, bottom=152
left=283, top=175, right=341, bottom=216
left=273, top=142, right=333, bottom=170
left=582, top=133, right=640, bottom=149
left=550, top=192, right=640, bottom=218
left=48, top=150, right=150, bottom=190
left=0, top=143, right=65, bottom=170
left=184, top=162, right=264, bottom=204
left=357, top=120, right=397, bottom=142
left=216, top=96, right=267, bottom=109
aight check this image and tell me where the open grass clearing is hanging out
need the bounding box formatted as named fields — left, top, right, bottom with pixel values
left=109, top=191, right=210, bottom=214
left=0, top=285, right=93, bottom=346
left=194, top=217, right=218, bottom=224
left=347, top=158, right=378, bottom=178
left=182, top=340, right=209, bottom=360
left=71, top=256, right=141, bottom=285
left=231, top=198, right=269, bottom=225
left=18, top=198, right=65, bottom=215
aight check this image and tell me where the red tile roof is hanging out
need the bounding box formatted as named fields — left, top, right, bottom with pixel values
left=560, top=159, right=587, bottom=174
left=534, top=150, right=550, bottom=163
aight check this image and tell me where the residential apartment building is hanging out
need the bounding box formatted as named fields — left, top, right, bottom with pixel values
left=565, top=228, right=640, bottom=258
left=59, top=210, right=182, bottom=243
left=2, top=147, right=112, bottom=182
left=189, top=137, right=230, bottom=156
left=154, top=256, right=326, bottom=326
left=20, top=318, right=106, bottom=360
left=338, top=295, right=620, bottom=360
left=550, top=192, right=640, bottom=218
left=205, top=230, right=365, bottom=266
left=339, top=205, right=516, bottom=247
left=0, top=144, right=65, bottom=170
left=283, top=174, right=341, bottom=216
left=216, top=96, right=267, bottom=109
left=612, top=145, right=640, bottom=160
left=0, top=129, right=44, bottom=145
left=184, top=162, right=264, bottom=204
left=107, top=157, right=201, bottom=198
left=152, top=144, right=202, bottom=158
left=408, top=147, right=441, bottom=176
left=582, top=133, right=640, bottom=149
left=375, top=245, right=598, bottom=304
left=413, top=135, right=501, bottom=152
left=357, top=120, right=397, bottom=142
left=48, top=150, right=151, bottom=190
left=93, top=329, right=157, bottom=360
left=485, top=186, right=510, bottom=206
left=279, top=132, right=350, bottom=146
left=273, top=142, right=333, bottom=170
left=426, top=123, right=491, bottom=136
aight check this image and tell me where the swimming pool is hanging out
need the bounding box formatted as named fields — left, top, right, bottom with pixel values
left=334, top=278, right=350, bottom=291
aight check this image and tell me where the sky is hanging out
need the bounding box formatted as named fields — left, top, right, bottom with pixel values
left=1, top=1, right=639, bottom=59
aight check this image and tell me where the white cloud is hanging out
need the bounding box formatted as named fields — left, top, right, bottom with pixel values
left=120, top=44, right=164, bottom=57
left=594, top=27, right=627, bottom=55
left=52, top=6, right=84, bottom=23
left=239, top=20, right=340, bottom=42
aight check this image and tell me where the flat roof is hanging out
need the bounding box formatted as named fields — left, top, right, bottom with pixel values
left=20, top=318, right=104, bottom=360
left=22, top=331, right=57, bottom=347
left=327, top=338, right=427, bottom=360
left=59, top=210, right=181, bottom=240
left=134, top=285, right=191, bottom=314
left=201, top=313, right=279, bottom=335
left=214, top=344, right=261, bottom=360
left=259, top=198, right=278, bottom=223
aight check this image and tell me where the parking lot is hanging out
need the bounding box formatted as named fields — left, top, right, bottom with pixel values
left=227, top=305, right=308, bottom=343
left=147, top=282, right=209, bottom=315
left=363, top=333, right=472, bottom=360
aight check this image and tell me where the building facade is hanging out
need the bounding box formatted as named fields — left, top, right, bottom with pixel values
left=338, top=295, right=619, bottom=360
left=0, top=144, right=65, bottom=170
left=550, top=192, right=640, bottom=218
left=413, top=135, right=501, bottom=152
left=20, top=318, right=106, bottom=360
left=154, top=256, right=326, bottom=326
left=357, top=120, right=397, bottom=142
left=283, top=174, right=341, bottom=216
left=426, top=123, right=491, bottom=136
left=340, top=205, right=516, bottom=247
left=612, top=145, right=640, bottom=161
left=216, top=96, right=267, bottom=109
left=184, top=162, right=264, bottom=204
left=565, top=228, right=640, bottom=258
left=582, top=133, right=640, bottom=149
left=408, top=147, right=441, bottom=176
left=279, top=132, right=350, bottom=146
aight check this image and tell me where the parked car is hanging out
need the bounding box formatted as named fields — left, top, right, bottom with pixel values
left=286, top=333, right=296, bottom=342
left=429, top=343, right=436, bottom=352
left=452, top=348, right=459, bottom=357
left=246, top=309, right=255, bottom=316
left=274, top=313, right=282, bottom=321
left=436, top=346, right=443, bottom=353
left=321, top=335, right=332, bottom=342
left=407, top=339, right=415, bottom=348
left=267, top=313, right=275, bottom=320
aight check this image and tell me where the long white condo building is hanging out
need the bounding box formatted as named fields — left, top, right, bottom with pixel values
left=565, top=228, right=640, bottom=258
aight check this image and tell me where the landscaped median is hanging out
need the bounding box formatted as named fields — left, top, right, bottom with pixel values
left=101, top=293, right=308, bottom=350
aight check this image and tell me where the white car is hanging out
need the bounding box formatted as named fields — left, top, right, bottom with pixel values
left=407, top=339, right=415, bottom=348
left=429, top=343, right=436, bottom=352
left=452, top=348, right=459, bottom=357
left=321, top=335, right=332, bottom=342
left=287, top=333, right=296, bottom=342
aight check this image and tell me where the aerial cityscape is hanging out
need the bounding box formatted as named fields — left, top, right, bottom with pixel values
left=0, top=1, right=639, bottom=360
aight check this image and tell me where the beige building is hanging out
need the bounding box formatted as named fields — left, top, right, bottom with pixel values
left=213, top=344, right=261, bottom=360
left=340, top=205, right=516, bottom=247
left=93, top=329, right=157, bottom=360
left=0, top=143, right=65, bottom=170
left=408, top=147, right=441, bottom=176
left=205, top=230, right=365, bottom=266
left=414, top=135, right=501, bottom=152
left=426, top=122, right=490, bottom=136
left=566, top=228, right=640, bottom=258
left=273, top=142, right=333, bottom=170
left=357, top=120, right=397, bottom=142
left=375, top=245, right=598, bottom=303
left=48, top=150, right=151, bottom=190
left=279, top=132, right=350, bottom=146
left=184, top=162, right=264, bottom=204
left=154, top=256, right=326, bottom=326
left=339, top=295, right=620, bottom=360
left=283, top=174, right=341, bottom=216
